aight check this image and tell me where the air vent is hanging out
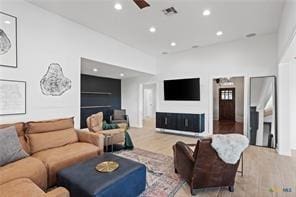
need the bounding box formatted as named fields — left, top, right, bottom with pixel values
left=246, top=33, right=256, bottom=38
left=162, top=7, right=178, bottom=16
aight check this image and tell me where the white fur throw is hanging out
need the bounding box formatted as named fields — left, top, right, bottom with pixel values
left=211, top=134, right=249, bottom=164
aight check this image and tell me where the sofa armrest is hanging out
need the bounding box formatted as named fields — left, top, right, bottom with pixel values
left=117, top=123, right=128, bottom=130
left=46, top=187, right=69, bottom=197
left=76, top=129, right=105, bottom=153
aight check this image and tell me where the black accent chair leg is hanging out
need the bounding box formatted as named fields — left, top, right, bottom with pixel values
left=229, top=186, right=234, bottom=192
left=191, top=189, right=198, bottom=196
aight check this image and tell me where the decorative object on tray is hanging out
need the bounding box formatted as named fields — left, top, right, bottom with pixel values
left=96, top=161, right=119, bottom=172
left=115, top=148, right=184, bottom=196
left=40, top=63, right=71, bottom=96
left=0, top=79, right=26, bottom=115
left=0, top=11, right=17, bottom=68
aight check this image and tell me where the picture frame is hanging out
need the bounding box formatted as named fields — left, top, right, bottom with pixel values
left=0, top=11, right=17, bottom=68
left=0, top=79, right=26, bottom=115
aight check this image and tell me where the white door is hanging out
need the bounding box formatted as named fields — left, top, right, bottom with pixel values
left=144, top=89, right=153, bottom=118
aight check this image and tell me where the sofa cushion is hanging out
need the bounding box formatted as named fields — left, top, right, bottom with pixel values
left=0, top=157, right=47, bottom=190
left=0, top=122, right=30, bottom=154
left=27, top=128, right=78, bottom=154
left=26, top=117, right=74, bottom=134
left=0, top=178, right=46, bottom=197
left=26, top=118, right=78, bottom=154
left=32, top=142, right=99, bottom=187
left=0, top=178, right=69, bottom=197
left=0, top=126, right=28, bottom=166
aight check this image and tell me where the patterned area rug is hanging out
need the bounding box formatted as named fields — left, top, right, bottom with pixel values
left=114, top=148, right=185, bottom=197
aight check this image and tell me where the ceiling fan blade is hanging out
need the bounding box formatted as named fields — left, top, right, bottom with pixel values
left=133, top=0, right=150, bottom=9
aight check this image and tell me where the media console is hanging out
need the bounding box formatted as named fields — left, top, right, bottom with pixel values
left=156, top=112, right=205, bottom=136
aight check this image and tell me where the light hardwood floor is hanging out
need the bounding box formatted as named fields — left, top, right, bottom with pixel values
left=129, top=118, right=296, bottom=197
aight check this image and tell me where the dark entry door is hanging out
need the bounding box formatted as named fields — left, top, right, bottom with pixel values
left=219, top=88, right=235, bottom=121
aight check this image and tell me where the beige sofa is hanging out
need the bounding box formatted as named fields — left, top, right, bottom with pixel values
left=0, top=178, right=69, bottom=197
left=0, top=117, right=104, bottom=196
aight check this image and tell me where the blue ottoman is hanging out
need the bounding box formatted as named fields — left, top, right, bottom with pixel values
left=57, top=153, right=146, bottom=197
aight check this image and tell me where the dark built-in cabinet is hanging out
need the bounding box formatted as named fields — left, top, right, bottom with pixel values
left=156, top=112, right=205, bottom=133
left=80, top=74, right=121, bottom=128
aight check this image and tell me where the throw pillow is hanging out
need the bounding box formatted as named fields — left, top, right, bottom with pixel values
left=0, top=126, right=29, bottom=166
left=102, top=121, right=119, bottom=130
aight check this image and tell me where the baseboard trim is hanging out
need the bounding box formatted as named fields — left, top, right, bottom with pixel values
left=156, top=128, right=208, bottom=137
left=276, top=148, right=292, bottom=156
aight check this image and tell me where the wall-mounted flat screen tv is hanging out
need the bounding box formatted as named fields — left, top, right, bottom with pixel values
left=164, top=78, right=200, bottom=101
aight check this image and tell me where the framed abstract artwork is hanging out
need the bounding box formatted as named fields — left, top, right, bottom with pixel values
left=0, top=79, right=26, bottom=115
left=0, top=11, right=17, bottom=68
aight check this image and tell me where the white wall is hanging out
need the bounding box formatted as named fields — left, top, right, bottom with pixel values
left=122, top=34, right=278, bottom=133
left=277, top=0, right=296, bottom=155
left=157, top=34, right=277, bottom=134
left=289, top=60, right=296, bottom=150
left=290, top=60, right=296, bottom=150
left=278, top=63, right=292, bottom=155
left=213, top=77, right=244, bottom=122
left=0, top=0, right=156, bottom=127
left=278, top=0, right=296, bottom=60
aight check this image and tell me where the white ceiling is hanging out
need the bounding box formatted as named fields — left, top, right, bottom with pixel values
left=81, top=58, right=152, bottom=79
left=28, top=0, right=284, bottom=56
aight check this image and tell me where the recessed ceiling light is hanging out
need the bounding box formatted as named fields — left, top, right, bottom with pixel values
left=93, top=68, right=98, bottom=72
left=245, top=33, right=256, bottom=38
left=149, top=26, right=156, bottom=33
left=192, top=45, right=199, bottom=48
left=4, top=20, right=11, bottom=24
left=162, top=52, right=168, bottom=55
left=120, top=73, right=124, bottom=77
left=170, top=42, right=176, bottom=47
left=114, top=3, right=122, bottom=10
left=216, top=31, right=223, bottom=36
left=202, top=9, right=211, bottom=16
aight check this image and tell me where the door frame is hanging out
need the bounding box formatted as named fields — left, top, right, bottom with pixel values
left=139, top=82, right=158, bottom=128
left=209, top=76, right=247, bottom=136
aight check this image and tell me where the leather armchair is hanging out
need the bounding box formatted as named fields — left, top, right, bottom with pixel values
left=173, top=139, right=240, bottom=195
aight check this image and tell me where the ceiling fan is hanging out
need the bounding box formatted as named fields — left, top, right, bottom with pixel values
left=133, top=0, right=150, bottom=9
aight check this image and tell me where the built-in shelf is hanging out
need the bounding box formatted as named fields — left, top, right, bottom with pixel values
left=81, top=92, right=112, bottom=95
left=81, top=105, right=112, bottom=109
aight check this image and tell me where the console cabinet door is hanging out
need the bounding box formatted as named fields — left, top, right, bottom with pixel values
left=156, top=113, right=166, bottom=129
left=178, top=114, right=194, bottom=131
left=166, top=113, right=177, bottom=130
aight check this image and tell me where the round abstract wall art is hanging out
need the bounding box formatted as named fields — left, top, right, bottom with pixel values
left=0, top=29, right=11, bottom=55
left=40, top=63, right=72, bottom=96
left=0, top=11, right=17, bottom=67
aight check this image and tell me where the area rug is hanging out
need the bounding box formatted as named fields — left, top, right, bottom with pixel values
left=114, top=148, right=185, bottom=197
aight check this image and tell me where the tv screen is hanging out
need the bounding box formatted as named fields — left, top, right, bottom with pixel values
left=164, top=78, right=200, bottom=101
